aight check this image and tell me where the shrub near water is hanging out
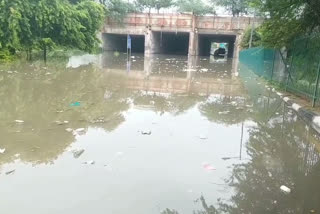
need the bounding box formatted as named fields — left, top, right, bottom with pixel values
left=0, top=0, right=105, bottom=61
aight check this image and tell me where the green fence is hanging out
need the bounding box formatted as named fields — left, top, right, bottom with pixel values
left=240, top=35, right=320, bottom=107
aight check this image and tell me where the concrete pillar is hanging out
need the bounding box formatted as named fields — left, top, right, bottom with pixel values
left=233, top=34, right=241, bottom=61
left=187, top=55, right=198, bottom=79
left=188, top=15, right=199, bottom=56
left=144, top=55, right=153, bottom=76
left=145, top=29, right=153, bottom=56
left=189, top=32, right=199, bottom=56
left=232, top=34, right=241, bottom=76
left=145, top=30, right=162, bottom=55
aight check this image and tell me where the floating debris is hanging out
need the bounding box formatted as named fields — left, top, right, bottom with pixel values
left=200, top=68, right=208, bottom=72
left=70, top=102, right=81, bottom=107
left=199, top=134, right=208, bottom=140
left=292, top=103, right=301, bottom=111
left=0, top=148, right=5, bottom=154
left=14, top=153, right=20, bottom=158
left=202, top=162, right=216, bottom=171
left=15, top=120, right=24, bottom=123
left=280, top=185, right=291, bottom=194
left=5, top=170, right=15, bottom=175
left=313, top=116, right=320, bottom=127
left=83, top=160, right=95, bottom=165
left=55, top=121, right=69, bottom=125
left=72, top=149, right=85, bottom=158
left=104, top=91, right=113, bottom=99
left=65, top=128, right=73, bottom=133
left=283, top=97, right=290, bottom=102
left=222, top=157, right=231, bottom=160
left=74, top=128, right=85, bottom=135
left=141, top=130, right=152, bottom=135
left=218, top=111, right=230, bottom=115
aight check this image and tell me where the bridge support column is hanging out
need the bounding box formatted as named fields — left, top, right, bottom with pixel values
left=189, top=32, right=199, bottom=56
left=232, top=34, right=241, bottom=76
left=233, top=34, right=241, bottom=60
left=145, top=30, right=162, bottom=55
left=145, top=29, right=153, bottom=55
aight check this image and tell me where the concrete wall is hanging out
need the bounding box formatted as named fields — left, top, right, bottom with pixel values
left=102, top=13, right=261, bottom=57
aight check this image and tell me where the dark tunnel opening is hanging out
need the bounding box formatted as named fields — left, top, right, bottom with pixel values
left=198, top=34, right=236, bottom=58
left=153, top=32, right=189, bottom=55
left=103, top=34, right=145, bottom=53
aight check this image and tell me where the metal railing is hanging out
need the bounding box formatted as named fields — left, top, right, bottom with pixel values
left=240, top=34, right=320, bottom=107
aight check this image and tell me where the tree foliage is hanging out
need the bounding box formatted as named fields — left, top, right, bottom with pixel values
left=0, top=0, right=104, bottom=61
left=175, top=0, right=215, bottom=16
left=213, top=0, right=249, bottom=16
left=103, top=0, right=140, bottom=23
left=135, top=0, right=173, bottom=13
left=240, top=27, right=261, bottom=49
left=251, top=0, right=320, bottom=49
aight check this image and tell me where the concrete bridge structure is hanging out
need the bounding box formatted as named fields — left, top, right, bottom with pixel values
left=101, top=13, right=262, bottom=58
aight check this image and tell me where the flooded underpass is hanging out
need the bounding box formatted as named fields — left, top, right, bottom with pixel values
left=0, top=53, right=320, bottom=214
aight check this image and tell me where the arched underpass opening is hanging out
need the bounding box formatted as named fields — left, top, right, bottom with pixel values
left=102, top=33, right=145, bottom=53
left=198, top=34, right=236, bottom=58
left=152, top=32, right=189, bottom=55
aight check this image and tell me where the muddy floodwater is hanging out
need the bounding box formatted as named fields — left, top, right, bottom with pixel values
left=0, top=52, right=320, bottom=214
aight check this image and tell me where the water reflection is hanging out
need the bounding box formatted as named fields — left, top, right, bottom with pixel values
left=162, top=102, right=320, bottom=214
left=0, top=52, right=319, bottom=214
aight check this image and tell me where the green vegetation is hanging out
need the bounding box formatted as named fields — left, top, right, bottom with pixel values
left=136, top=0, right=173, bottom=13
left=102, top=0, right=140, bottom=23
left=240, top=27, right=261, bottom=49
left=0, top=0, right=104, bottom=61
left=212, top=0, right=249, bottom=17
left=249, top=0, right=320, bottom=49
left=176, top=0, right=215, bottom=15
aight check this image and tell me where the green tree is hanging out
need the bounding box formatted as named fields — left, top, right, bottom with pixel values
left=213, top=0, right=249, bottom=17
left=0, top=0, right=105, bottom=61
left=104, top=0, right=140, bottom=23
left=250, top=0, right=320, bottom=49
left=135, top=0, right=173, bottom=14
left=176, top=0, right=215, bottom=16
left=135, top=0, right=154, bottom=13
left=240, top=27, right=261, bottom=49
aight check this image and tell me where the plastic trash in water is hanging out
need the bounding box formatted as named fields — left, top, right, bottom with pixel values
left=0, top=148, right=5, bottom=154
left=55, top=121, right=69, bottom=125
left=218, top=111, right=230, bottom=115
left=70, top=102, right=81, bottom=107
left=15, top=120, right=24, bottom=123
left=5, top=170, right=15, bottom=175
left=65, top=128, right=73, bottom=133
left=141, top=130, right=152, bottom=135
left=72, top=149, right=85, bottom=158
left=202, top=162, right=216, bottom=171
left=82, top=160, right=95, bottom=165
left=199, top=134, right=208, bottom=140
left=73, top=128, right=85, bottom=135
left=280, top=185, right=291, bottom=194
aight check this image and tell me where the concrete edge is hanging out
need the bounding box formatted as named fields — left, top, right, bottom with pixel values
left=271, top=89, right=320, bottom=134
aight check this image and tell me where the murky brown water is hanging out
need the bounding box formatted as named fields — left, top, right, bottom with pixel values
left=0, top=52, right=320, bottom=214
